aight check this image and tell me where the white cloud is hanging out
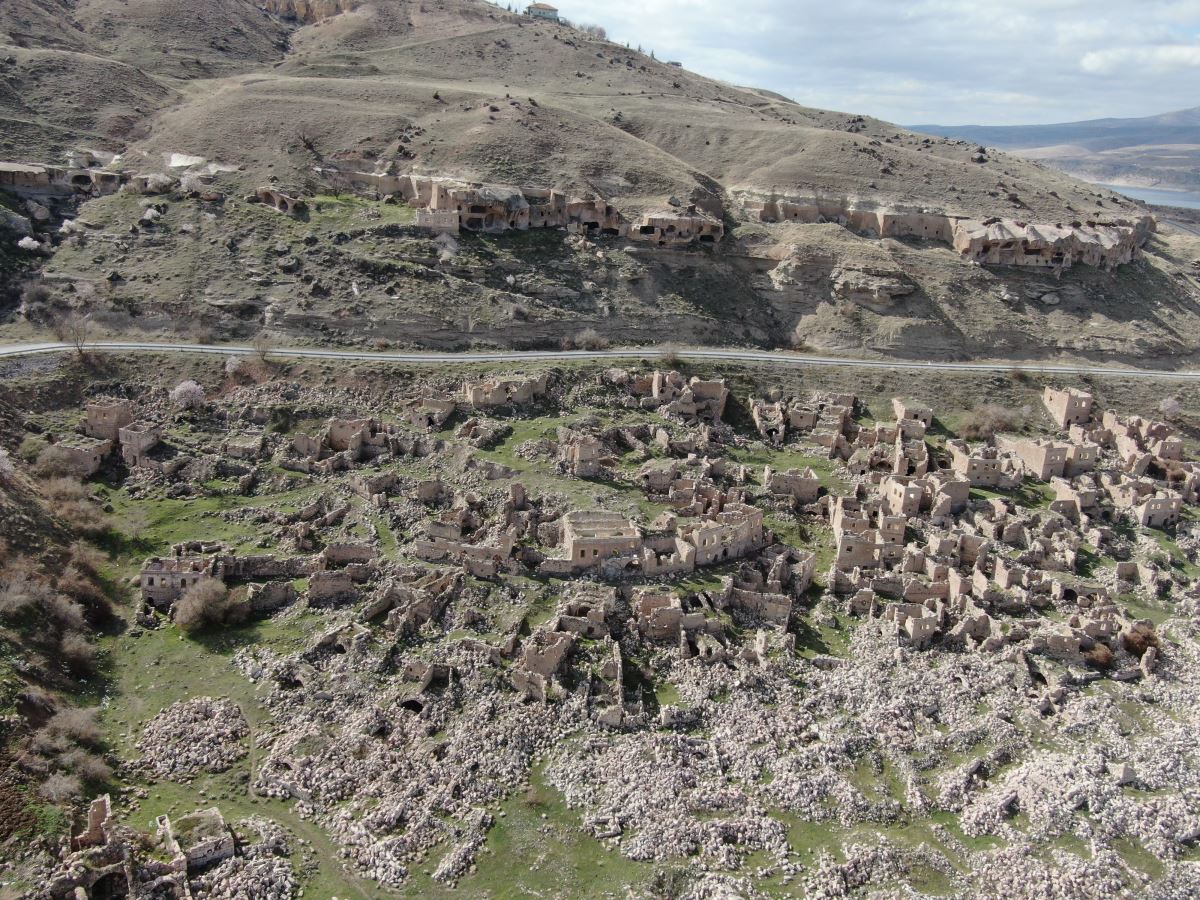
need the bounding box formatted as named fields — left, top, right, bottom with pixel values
left=1081, top=43, right=1200, bottom=73
left=546, top=0, right=1200, bottom=124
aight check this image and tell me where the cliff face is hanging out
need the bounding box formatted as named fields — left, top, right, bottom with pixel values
left=740, top=193, right=1155, bottom=272
left=262, top=0, right=358, bottom=24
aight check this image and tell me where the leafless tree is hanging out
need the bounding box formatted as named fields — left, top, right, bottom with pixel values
left=52, top=311, right=92, bottom=359
left=252, top=330, right=274, bottom=364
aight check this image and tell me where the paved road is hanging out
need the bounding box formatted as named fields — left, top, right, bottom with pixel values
left=1, top=340, right=1198, bottom=380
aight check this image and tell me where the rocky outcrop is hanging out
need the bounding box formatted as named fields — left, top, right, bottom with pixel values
left=262, top=0, right=357, bottom=24
left=831, top=265, right=917, bottom=310
left=739, top=191, right=1154, bottom=271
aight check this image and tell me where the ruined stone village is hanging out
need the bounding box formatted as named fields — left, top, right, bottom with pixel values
left=3, top=355, right=1196, bottom=899
left=3, top=0, right=1200, bottom=897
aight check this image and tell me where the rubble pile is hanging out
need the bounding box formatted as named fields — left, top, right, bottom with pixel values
left=136, top=697, right=249, bottom=780
left=190, top=818, right=297, bottom=900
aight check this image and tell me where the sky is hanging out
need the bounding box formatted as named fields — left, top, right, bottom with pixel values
left=541, top=0, right=1200, bottom=126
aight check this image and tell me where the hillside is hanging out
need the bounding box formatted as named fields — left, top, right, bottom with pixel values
left=914, top=107, right=1200, bottom=195
left=1, top=0, right=1199, bottom=366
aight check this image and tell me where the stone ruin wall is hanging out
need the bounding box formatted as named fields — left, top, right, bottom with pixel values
left=738, top=191, right=1155, bottom=271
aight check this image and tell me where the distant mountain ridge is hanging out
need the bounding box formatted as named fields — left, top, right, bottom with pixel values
left=912, top=108, right=1200, bottom=194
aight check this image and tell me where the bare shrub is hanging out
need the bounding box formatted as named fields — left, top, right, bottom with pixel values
left=0, top=568, right=42, bottom=619
left=169, top=379, right=206, bottom=409
left=44, top=594, right=87, bottom=635
left=174, top=579, right=245, bottom=632
left=0, top=447, right=15, bottom=484
left=658, top=344, right=682, bottom=368
left=66, top=542, right=106, bottom=580
left=58, top=564, right=107, bottom=610
left=1159, top=397, right=1182, bottom=417
left=224, top=355, right=248, bottom=378
left=58, top=749, right=112, bottom=783
left=34, top=445, right=81, bottom=479
left=252, top=331, right=274, bottom=363
left=59, top=632, right=97, bottom=676
left=1122, top=622, right=1160, bottom=657
left=958, top=404, right=1024, bottom=441
left=41, top=484, right=112, bottom=538
left=51, top=311, right=92, bottom=358
left=40, top=772, right=82, bottom=803
left=20, top=281, right=51, bottom=308
left=43, top=707, right=102, bottom=747
left=570, top=328, right=610, bottom=351
left=1084, top=643, right=1114, bottom=669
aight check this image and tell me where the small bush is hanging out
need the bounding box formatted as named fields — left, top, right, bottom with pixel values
left=40, top=479, right=111, bottom=537
left=66, top=542, right=105, bottom=580
left=57, top=500, right=111, bottom=539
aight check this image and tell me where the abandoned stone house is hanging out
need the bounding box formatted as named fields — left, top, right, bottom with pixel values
left=78, top=399, right=162, bottom=469
left=54, top=435, right=112, bottom=477
left=118, top=422, right=162, bottom=469
left=464, top=373, right=548, bottom=408
left=157, top=807, right=236, bottom=871
left=560, top=433, right=610, bottom=477
left=996, top=437, right=1071, bottom=482
left=1136, top=492, right=1183, bottom=529
left=84, top=399, right=133, bottom=442
left=559, top=510, right=643, bottom=569
left=351, top=171, right=625, bottom=237
left=1044, top=387, right=1094, bottom=428
left=751, top=398, right=809, bottom=444
left=633, top=371, right=729, bottom=424
left=512, top=629, right=573, bottom=701
left=892, top=398, right=934, bottom=427
left=764, top=466, right=821, bottom=503
left=140, top=556, right=212, bottom=608
left=947, top=440, right=1020, bottom=488
left=951, top=217, right=1152, bottom=271
left=543, top=501, right=765, bottom=578
left=525, top=2, right=559, bottom=20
